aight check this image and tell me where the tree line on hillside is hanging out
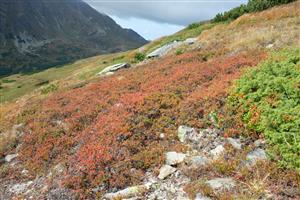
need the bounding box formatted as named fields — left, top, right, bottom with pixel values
left=213, top=0, right=296, bottom=22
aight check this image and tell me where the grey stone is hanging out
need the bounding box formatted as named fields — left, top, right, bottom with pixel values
left=190, top=156, right=209, bottom=167
left=46, top=188, right=76, bottom=200
left=206, top=178, right=236, bottom=191
left=103, top=184, right=149, bottom=199
left=177, top=125, right=198, bottom=143
left=165, top=152, right=186, bottom=166
left=97, top=63, right=131, bottom=76
left=247, top=148, right=267, bottom=165
left=147, top=41, right=183, bottom=58
left=184, top=38, right=198, bottom=45
left=5, top=153, right=18, bottom=162
left=158, top=165, right=177, bottom=180
left=210, top=145, right=225, bottom=159
left=227, top=138, right=242, bottom=150
left=9, top=181, right=33, bottom=194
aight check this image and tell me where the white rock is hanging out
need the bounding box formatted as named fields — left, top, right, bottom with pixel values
left=9, top=181, right=33, bottom=194
left=195, top=193, right=212, bottom=200
left=5, top=153, right=18, bottom=162
left=158, top=165, right=177, bottom=180
left=227, top=138, right=242, bottom=150
left=165, top=152, right=186, bottom=166
left=103, top=184, right=149, bottom=200
left=210, top=145, right=225, bottom=159
left=266, top=44, right=274, bottom=49
left=246, top=148, right=267, bottom=165
left=206, top=178, right=236, bottom=191
left=159, top=133, right=165, bottom=139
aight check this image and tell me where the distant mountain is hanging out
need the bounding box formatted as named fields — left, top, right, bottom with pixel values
left=0, top=0, right=147, bottom=76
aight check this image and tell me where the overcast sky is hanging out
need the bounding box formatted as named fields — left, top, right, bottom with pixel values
left=85, top=0, right=247, bottom=40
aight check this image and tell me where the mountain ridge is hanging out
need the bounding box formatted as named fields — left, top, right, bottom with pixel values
left=0, top=0, right=147, bottom=76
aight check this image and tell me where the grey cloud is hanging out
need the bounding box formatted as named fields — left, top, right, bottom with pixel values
left=85, top=0, right=247, bottom=26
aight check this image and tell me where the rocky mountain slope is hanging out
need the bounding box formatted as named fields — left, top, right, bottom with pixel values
left=0, top=1, right=299, bottom=200
left=0, top=0, right=147, bottom=76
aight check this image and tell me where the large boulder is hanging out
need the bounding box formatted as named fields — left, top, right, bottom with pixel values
left=97, top=63, right=131, bottom=76
left=147, top=41, right=183, bottom=58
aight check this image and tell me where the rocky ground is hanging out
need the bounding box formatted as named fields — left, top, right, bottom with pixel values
left=101, top=124, right=271, bottom=200
left=1, top=116, right=299, bottom=199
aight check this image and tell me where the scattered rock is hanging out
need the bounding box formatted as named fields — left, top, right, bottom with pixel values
left=246, top=148, right=267, bottom=165
left=195, top=193, right=212, bottom=200
left=206, top=178, right=236, bottom=191
left=97, top=63, right=131, bottom=76
left=46, top=188, right=76, bottom=200
left=210, top=145, right=225, bottom=159
left=165, top=152, right=186, bottom=166
left=9, top=181, right=33, bottom=194
left=266, top=43, right=274, bottom=49
left=103, top=184, right=149, bottom=199
left=146, top=170, right=190, bottom=200
left=21, top=169, right=29, bottom=175
left=5, top=153, right=18, bottom=162
left=53, top=163, right=65, bottom=175
left=227, top=138, right=242, bottom=150
left=159, top=133, right=165, bottom=139
left=158, top=165, right=177, bottom=180
left=189, top=156, right=209, bottom=168
left=177, top=125, right=199, bottom=143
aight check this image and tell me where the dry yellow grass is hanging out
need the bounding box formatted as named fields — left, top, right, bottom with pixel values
left=198, top=1, right=300, bottom=53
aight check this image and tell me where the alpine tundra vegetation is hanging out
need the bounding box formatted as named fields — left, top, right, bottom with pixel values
left=0, top=0, right=300, bottom=199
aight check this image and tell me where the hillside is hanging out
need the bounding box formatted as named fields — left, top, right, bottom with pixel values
left=0, top=0, right=147, bottom=76
left=0, top=1, right=300, bottom=200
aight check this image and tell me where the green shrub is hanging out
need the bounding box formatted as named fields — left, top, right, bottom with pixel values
left=228, top=49, right=300, bottom=171
left=134, top=52, right=146, bottom=62
left=213, top=0, right=296, bottom=22
left=187, top=22, right=202, bottom=30
left=176, top=49, right=184, bottom=55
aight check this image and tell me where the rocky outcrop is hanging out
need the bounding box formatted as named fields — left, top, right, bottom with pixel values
left=97, top=63, right=131, bottom=76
